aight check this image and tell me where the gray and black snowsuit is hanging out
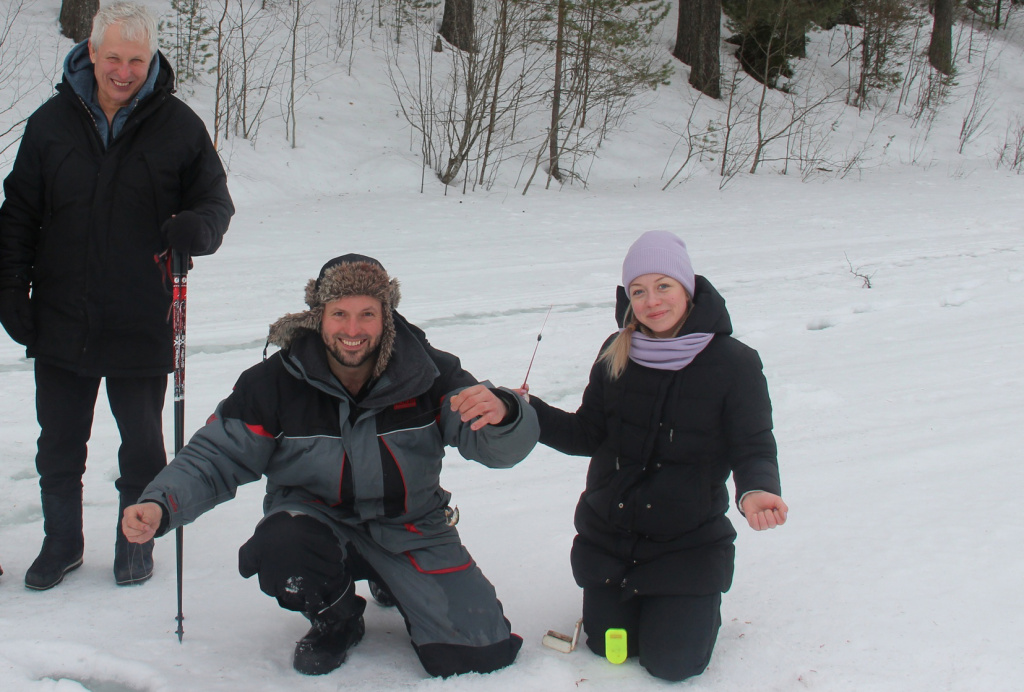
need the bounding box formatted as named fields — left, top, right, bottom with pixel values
left=139, top=320, right=539, bottom=676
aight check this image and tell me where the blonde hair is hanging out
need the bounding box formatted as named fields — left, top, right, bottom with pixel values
left=598, top=288, right=694, bottom=380
left=597, top=301, right=634, bottom=380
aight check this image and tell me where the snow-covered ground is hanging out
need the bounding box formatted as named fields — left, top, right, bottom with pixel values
left=1, top=1, right=1023, bottom=690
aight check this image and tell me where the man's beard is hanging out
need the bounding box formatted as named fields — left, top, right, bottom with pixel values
left=325, top=336, right=381, bottom=371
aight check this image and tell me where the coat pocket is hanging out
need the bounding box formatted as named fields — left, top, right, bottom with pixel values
left=404, top=542, right=475, bottom=575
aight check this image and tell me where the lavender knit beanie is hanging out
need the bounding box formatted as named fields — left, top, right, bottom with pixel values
left=621, top=230, right=695, bottom=296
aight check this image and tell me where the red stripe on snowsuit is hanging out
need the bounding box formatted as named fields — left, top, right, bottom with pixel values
left=405, top=551, right=474, bottom=574
left=245, top=422, right=274, bottom=438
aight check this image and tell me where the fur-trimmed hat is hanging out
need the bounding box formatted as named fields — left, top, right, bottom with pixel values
left=268, top=254, right=402, bottom=378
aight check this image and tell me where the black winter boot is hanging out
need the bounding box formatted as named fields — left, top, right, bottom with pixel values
left=114, top=492, right=154, bottom=585
left=293, top=595, right=367, bottom=675
left=368, top=579, right=396, bottom=607
left=25, top=492, right=84, bottom=590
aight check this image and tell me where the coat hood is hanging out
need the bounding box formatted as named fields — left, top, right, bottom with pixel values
left=60, top=40, right=170, bottom=145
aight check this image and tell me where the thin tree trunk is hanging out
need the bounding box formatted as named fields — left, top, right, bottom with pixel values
left=289, top=0, right=299, bottom=148
left=479, top=0, right=509, bottom=186
left=213, top=0, right=230, bottom=149
left=548, top=0, right=566, bottom=182
left=750, top=30, right=774, bottom=173
left=856, top=23, right=870, bottom=108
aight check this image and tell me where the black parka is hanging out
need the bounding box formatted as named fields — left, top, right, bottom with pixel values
left=529, top=276, right=781, bottom=597
left=0, top=51, right=233, bottom=376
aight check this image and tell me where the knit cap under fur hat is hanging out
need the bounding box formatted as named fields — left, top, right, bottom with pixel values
left=621, top=230, right=696, bottom=297
left=268, top=254, right=402, bottom=378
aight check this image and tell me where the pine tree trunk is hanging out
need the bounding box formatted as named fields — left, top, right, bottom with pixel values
left=688, top=0, right=721, bottom=99
left=440, top=0, right=475, bottom=52
left=60, top=0, right=100, bottom=43
left=928, top=0, right=953, bottom=75
left=673, top=0, right=696, bottom=65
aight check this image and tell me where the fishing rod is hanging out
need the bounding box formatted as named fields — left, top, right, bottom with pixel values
left=522, top=305, right=553, bottom=390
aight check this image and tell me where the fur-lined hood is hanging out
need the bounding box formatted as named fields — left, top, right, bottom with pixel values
left=268, top=254, right=401, bottom=379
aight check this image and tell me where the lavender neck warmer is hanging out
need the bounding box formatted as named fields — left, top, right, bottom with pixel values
left=629, top=330, right=714, bottom=371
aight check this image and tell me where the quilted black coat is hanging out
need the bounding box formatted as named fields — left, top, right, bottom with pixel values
left=529, top=276, right=781, bottom=597
left=0, top=51, right=233, bottom=376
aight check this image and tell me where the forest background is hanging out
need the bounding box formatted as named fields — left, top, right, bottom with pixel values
left=5, top=0, right=1024, bottom=191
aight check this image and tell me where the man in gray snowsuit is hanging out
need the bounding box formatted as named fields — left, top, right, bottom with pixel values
left=122, top=254, right=538, bottom=677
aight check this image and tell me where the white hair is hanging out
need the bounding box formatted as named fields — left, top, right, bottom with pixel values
left=90, top=2, right=158, bottom=56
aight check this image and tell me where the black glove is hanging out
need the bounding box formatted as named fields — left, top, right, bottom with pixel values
left=162, top=211, right=212, bottom=256
left=0, top=289, right=35, bottom=346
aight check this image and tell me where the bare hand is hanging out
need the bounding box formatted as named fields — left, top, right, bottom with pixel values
left=740, top=491, right=788, bottom=531
left=513, top=383, right=530, bottom=402
left=449, top=384, right=508, bottom=431
left=122, top=502, right=164, bottom=543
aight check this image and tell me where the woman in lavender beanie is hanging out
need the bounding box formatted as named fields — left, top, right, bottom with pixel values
left=521, top=230, right=787, bottom=681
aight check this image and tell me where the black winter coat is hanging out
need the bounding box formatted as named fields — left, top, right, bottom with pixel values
left=529, top=276, right=781, bottom=597
left=0, top=52, right=233, bottom=376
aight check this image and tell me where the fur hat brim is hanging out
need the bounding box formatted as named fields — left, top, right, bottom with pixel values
left=268, top=258, right=401, bottom=379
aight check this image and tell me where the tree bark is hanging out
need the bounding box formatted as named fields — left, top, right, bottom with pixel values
left=59, top=0, right=99, bottom=43
left=688, top=0, right=721, bottom=99
left=440, top=0, right=475, bottom=52
left=673, top=0, right=697, bottom=65
left=928, top=0, right=954, bottom=75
